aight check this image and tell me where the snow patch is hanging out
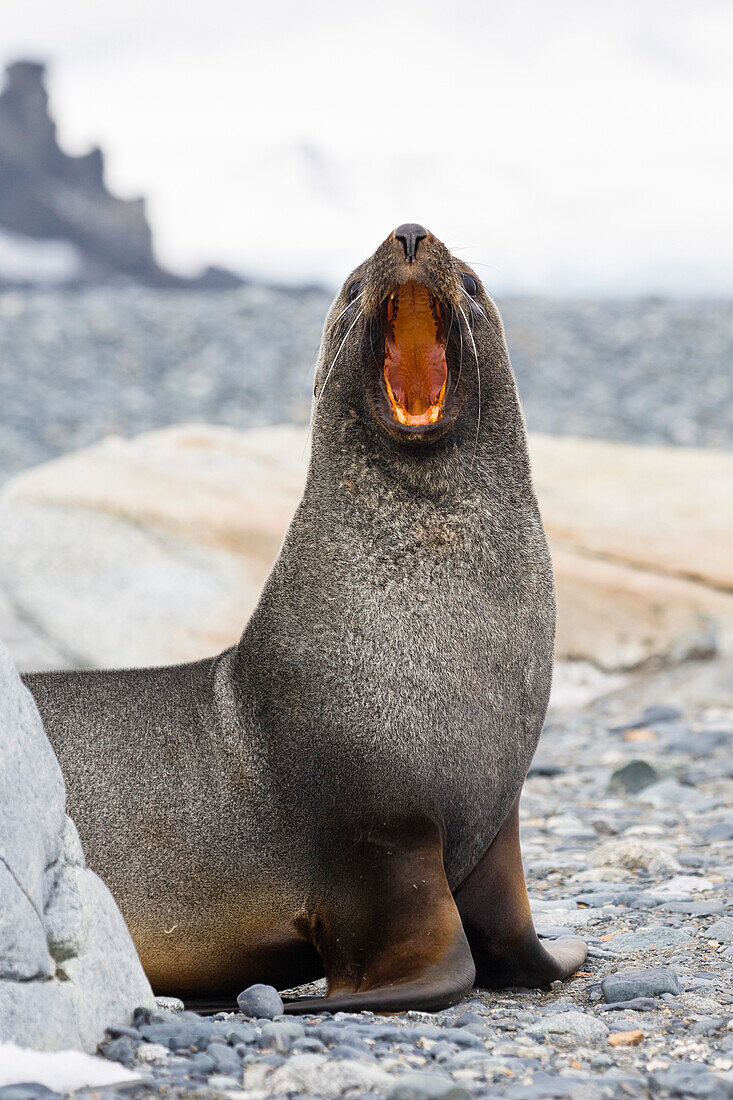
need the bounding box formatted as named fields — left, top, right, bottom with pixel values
left=0, top=1043, right=139, bottom=1091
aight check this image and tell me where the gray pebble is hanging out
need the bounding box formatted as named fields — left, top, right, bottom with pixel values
left=0, top=1089, right=61, bottom=1100
left=610, top=923, right=692, bottom=950
left=189, top=1052, right=215, bottom=1075
left=703, top=917, right=733, bottom=942
left=291, top=1036, right=326, bottom=1053
left=236, top=982, right=284, bottom=1019
left=386, top=1072, right=470, bottom=1100
left=100, top=1036, right=137, bottom=1068
left=607, top=759, right=660, bottom=794
left=206, top=1040, right=242, bottom=1074
left=258, top=1019, right=306, bottom=1052
left=657, top=899, right=724, bottom=916
left=602, top=967, right=682, bottom=1002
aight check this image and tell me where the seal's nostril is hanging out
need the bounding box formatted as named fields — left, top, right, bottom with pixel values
left=394, top=223, right=428, bottom=263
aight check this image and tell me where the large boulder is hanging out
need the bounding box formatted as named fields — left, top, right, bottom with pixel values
left=0, top=641, right=154, bottom=1050
left=0, top=424, right=730, bottom=675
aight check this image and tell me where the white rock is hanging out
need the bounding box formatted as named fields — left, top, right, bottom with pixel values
left=637, top=779, right=714, bottom=812
left=243, top=1054, right=393, bottom=1099
left=531, top=1010, right=609, bottom=1046
left=0, top=1041, right=139, bottom=1090
left=653, top=875, right=716, bottom=897
left=0, top=640, right=155, bottom=1051
left=590, top=836, right=681, bottom=874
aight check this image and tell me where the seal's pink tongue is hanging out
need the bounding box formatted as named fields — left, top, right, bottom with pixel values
left=384, top=282, right=447, bottom=426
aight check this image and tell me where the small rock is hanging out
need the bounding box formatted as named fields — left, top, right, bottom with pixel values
left=656, top=899, right=724, bottom=916
left=611, top=923, right=692, bottom=951
left=530, top=1010, right=609, bottom=1046
left=641, top=704, right=682, bottom=724
left=236, top=982, right=284, bottom=1019
left=0, top=1090, right=61, bottom=1100
left=206, top=1040, right=242, bottom=1075
left=100, top=1035, right=137, bottom=1068
left=590, top=836, right=680, bottom=874
left=386, top=1072, right=470, bottom=1100
left=597, top=996, right=660, bottom=1012
left=608, top=1029, right=644, bottom=1046
left=155, top=996, right=185, bottom=1014
left=135, top=1042, right=170, bottom=1064
left=258, top=1019, right=306, bottom=1053
left=702, top=917, right=733, bottom=942
left=607, top=760, right=659, bottom=794
left=691, top=1017, right=727, bottom=1036
left=707, top=821, right=733, bottom=841
left=601, top=967, right=682, bottom=1003
left=637, top=778, right=713, bottom=812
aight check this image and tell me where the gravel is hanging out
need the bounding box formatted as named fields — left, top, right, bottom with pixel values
left=0, top=288, right=731, bottom=484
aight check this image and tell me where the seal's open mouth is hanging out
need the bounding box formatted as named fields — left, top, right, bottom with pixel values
left=383, top=282, right=447, bottom=427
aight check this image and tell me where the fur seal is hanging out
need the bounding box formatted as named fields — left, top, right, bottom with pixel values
left=26, top=224, right=587, bottom=1013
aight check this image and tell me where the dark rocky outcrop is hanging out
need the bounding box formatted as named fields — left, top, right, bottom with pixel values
left=0, top=61, right=242, bottom=288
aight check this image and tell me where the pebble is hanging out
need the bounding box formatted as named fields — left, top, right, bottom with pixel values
left=529, top=1011, right=609, bottom=1046
left=236, top=982, right=284, bottom=1019
left=386, top=1072, right=470, bottom=1099
left=609, top=923, right=692, bottom=951
left=0, top=1090, right=61, bottom=1100
left=637, top=777, right=714, bottom=811
left=703, top=918, right=733, bottom=942
left=607, top=759, right=659, bottom=794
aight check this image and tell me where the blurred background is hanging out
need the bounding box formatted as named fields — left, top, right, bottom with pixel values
left=0, top=0, right=731, bottom=707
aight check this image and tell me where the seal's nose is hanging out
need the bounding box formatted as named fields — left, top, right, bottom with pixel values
left=394, top=223, right=428, bottom=264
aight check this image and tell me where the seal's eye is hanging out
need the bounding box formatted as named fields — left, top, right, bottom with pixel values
left=347, top=279, right=362, bottom=303
left=461, top=273, right=479, bottom=297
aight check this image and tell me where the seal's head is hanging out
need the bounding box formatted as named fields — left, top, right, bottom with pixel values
left=314, top=224, right=511, bottom=457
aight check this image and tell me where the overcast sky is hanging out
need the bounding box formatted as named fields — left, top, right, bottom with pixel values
left=2, top=0, right=732, bottom=293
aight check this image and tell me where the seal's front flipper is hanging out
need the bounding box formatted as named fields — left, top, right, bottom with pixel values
left=283, top=820, right=475, bottom=1014
left=454, top=795, right=586, bottom=989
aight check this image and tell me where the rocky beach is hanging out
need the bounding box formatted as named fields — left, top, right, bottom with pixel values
left=0, top=287, right=731, bottom=1100
left=0, top=289, right=732, bottom=485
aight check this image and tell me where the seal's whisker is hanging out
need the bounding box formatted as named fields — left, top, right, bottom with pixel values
left=457, top=302, right=481, bottom=469
left=302, top=303, right=365, bottom=458
left=316, top=305, right=365, bottom=411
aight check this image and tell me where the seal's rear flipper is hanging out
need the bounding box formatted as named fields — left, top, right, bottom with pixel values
left=283, top=820, right=475, bottom=1015
left=454, top=794, right=586, bottom=989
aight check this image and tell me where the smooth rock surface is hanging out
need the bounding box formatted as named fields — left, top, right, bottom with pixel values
left=1, top=425, right=731, bottom=676
left=0, top=641, right=154, bottom=1050
left=237, top=984, right=284, bottom=1020
left=601, top=967, right=682, bottom=1003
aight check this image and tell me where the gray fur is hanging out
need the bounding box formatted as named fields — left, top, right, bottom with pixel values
left=25, top=228, right=554, bottom=994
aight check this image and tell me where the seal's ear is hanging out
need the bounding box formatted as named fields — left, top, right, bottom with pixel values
left=454, top=795, right=586, bottom=989
left=282, top=820, right=475, bottom=1014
